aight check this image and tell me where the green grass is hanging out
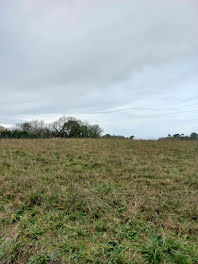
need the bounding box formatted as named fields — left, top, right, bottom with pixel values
left=0, top=138, right=198, bottom=263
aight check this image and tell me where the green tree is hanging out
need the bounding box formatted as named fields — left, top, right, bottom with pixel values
left=190, top=132, right=198, bottom=139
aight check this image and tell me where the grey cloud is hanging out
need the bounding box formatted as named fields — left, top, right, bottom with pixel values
left=0, top=0, right=198, bottom=137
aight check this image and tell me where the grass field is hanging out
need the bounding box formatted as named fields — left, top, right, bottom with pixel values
left=0, top=139, right=198, bottom=263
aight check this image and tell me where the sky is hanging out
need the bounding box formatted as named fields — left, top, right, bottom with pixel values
left=0, top=0, right=198, bottom=138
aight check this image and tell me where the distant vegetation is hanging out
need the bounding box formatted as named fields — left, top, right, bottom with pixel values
left=0, top=117, right=103, bottom=139
left=102, top=134, right=134, bottom=139
left=1, top=118, right=198, bottom=140
left=161, top=132, right=198, bottom=140
left=0, top=117, right=136, bottom=140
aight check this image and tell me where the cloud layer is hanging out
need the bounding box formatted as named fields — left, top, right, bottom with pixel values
left=1, top=0, right=198, bottom=138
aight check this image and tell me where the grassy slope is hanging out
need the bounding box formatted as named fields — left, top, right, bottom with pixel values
left=0, top=139, right=198, bottom=264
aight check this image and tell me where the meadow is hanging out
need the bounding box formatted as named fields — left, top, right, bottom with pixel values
left=0, top=138, right=198, bottom=263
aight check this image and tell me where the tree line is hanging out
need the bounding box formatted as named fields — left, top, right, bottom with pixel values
left=102, top=134, right=134, bottom=139
left=160, top=132, right=198, bottom=140
left=0, top=117, right=103, bottom=139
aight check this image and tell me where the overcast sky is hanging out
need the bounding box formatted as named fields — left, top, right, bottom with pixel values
left=1, top=0, right=198, bottom=138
